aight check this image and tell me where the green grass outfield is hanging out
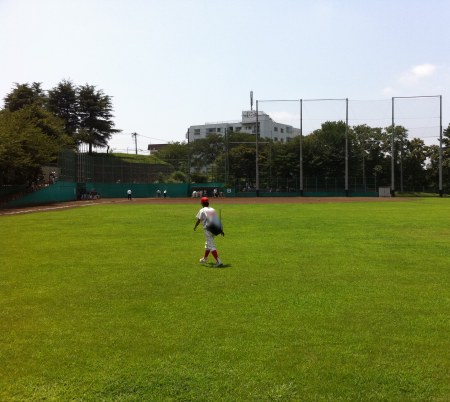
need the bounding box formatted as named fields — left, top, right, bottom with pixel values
left=1, top=199, right=449, bottom=401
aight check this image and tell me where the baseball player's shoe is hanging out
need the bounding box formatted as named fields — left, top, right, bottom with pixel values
left=214, top=260, right=223, bottom=267
left=199, top=257, right=207, bottom=263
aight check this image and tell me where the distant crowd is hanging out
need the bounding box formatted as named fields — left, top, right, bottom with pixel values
left=192, top=188, right=222, bottom=198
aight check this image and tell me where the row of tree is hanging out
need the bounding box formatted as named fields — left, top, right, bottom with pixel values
left=0, top=81, right=119, bottom=185
left=1, top=80, right=449, bottom=192
left=157, top=122, right=450, bottom=192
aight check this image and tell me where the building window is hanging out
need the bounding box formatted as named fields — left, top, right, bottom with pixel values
left=208, top=128, right=215, bottom=133
left=194, top=129, right=200, bottom=135
left=274, top=127, right=278, bottom=132
left=281, top=128, right=284, bottom=133
left=217, top=128, right=221, bottom=133
left=274, top=137, right=278, bottom=141
left=235, top=127, right=241, bottom=132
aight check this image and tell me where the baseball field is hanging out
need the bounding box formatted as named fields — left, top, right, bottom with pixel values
left=1, top=197, right=449, bottom=401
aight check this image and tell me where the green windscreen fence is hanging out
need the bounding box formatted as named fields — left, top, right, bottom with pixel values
left=3, top=180, right=378, bottom=208
left=5, top=181, right=78, bottom=208
left=2, top=182, right=231, bottom=207
left=2, top=148, right=383, bottom=208
left=58, top=150, right=174, bottom=184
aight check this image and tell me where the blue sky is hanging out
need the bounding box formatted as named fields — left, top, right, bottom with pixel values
left=1, top=0, right=449, bottom=152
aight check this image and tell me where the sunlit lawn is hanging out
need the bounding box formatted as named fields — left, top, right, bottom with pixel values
left=1, top=199, right=449, bottom=401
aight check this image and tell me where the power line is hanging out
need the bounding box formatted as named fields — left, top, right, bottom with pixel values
left=137, top=134, right=170, bottom=143
left=114, top=131, right=169, bottom=142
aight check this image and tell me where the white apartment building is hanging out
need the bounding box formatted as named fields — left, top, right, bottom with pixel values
left=187, top=110, right=300, bottom=143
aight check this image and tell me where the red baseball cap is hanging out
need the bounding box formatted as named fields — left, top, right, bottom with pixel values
left=201, top=197, right=209, bottom=204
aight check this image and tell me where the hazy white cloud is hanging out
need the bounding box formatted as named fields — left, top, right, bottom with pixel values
left=399, top=63, right=437, bottom=84
left=270, top=111, right=298, bottom=122
left=382, top=63, right=447, bottom=97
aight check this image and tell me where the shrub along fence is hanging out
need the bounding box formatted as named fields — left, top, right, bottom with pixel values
left=2, top=180, right=384, bottom=209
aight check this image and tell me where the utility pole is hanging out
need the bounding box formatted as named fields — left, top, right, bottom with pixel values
left=391, top=98, right=395, bottom=196
left=439, top=95, right=443, bottom=197
left=345, top=98, right=349, bottom=196
left=255, top=100, right=259, bottom=196
left=131, top=132, right=138, bottom=155
left=299, top=99, right=303, bottom=196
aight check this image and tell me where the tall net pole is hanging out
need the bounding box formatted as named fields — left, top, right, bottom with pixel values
left=439, top=95, right=443, bottom=197
left=256, top=100, right=260, bottom=196
left=257, top=98, right=301, bottom=195
left=302, top=98, right=348, bottom=194
left=299, top=99, right=303, bottom=195
left=345, top=98, right=349, bottom=196
left=392, top=95, right=442, bottom=197
left=257, top=97, right=347, bottom=195
left=391, top=98, right=395, bottom=196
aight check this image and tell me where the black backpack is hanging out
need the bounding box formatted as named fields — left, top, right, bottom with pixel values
left=206, top=216, right=223, bottom=236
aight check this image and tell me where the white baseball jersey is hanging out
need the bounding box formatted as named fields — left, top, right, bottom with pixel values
left=196, top=206, right=219, bottom=229
left=196, top=206, right=220, bottom=251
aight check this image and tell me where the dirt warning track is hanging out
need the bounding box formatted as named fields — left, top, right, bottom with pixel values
left=0, top=196, right=412, bottom=216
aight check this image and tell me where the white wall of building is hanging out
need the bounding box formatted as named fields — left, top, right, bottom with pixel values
left=187, top=111, right=300, bottom=143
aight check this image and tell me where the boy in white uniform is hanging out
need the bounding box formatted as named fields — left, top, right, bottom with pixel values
left=193, top=197, right=224, bottom=267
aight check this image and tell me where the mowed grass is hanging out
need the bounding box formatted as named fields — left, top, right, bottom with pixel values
left=1, top=199, right=449, bottom=401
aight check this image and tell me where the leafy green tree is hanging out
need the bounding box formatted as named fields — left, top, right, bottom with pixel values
left=190, top=172, right=209, bottom=183
left=77, top=84, right=120, bottom=153
left=157, top=141, right=189, bottom=173
left=401, top=138, right=429, bottom=190
left=270, top=138, right=300, bottom=189
left=1, top=80, right=122, bottom=185
left=167, top=171, right=187, bottom=183
left=189, top=134, right=224, bottom=176
left=443, top=125, right=450, bottom=190
left=0, top=107, right=69, bottom=185
left=302, top=121, right=348, bottom=178
left=47, top=80, right=79, bottom=137
left=351, top=124, right=373, bottom=178
left=384, top=125, right=408, bottom=189
left=223, top=132, right=264, bottom=186
left=3, top=82, right=46, bottom=111
left=228, top=144, right=256, bottom=186
left=443, top=124, right=450, bottom=174
left=350, top=125, right=390, bottom=186
left=428, top=124, right=450, bottom=190
left=443, top=124, right=450, bottom=149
